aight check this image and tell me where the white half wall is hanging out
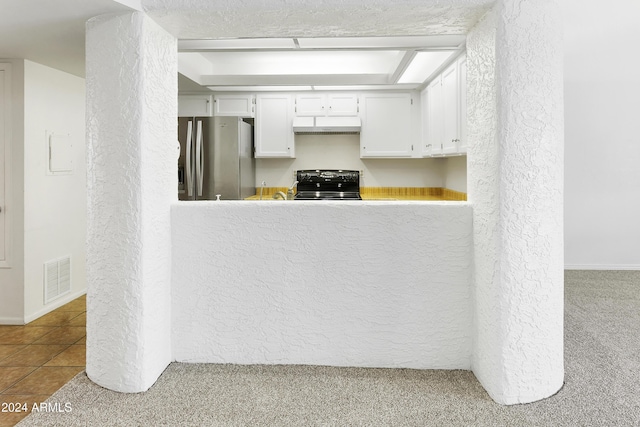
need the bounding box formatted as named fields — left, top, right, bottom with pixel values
left=85, top=11, right=176, bottom=393
left=563, top=0, right=640, bottom=270
left=172, top=202, right=473, bottom=369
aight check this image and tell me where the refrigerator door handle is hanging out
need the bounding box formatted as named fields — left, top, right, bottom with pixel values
left=185, top=120, right=193, bottom=197
left=196, top=120, right=204, bottom=197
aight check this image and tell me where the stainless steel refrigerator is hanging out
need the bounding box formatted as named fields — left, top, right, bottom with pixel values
left=178, top=116, right=255, bottom=200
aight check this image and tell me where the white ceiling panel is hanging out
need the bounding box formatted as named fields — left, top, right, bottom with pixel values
left=296, top=35, right=466, bottom=50
left=179, top=38, right=297, bottom=51
left=398, top=51, right=457, bottom=84
left=199, top=51, right=404, bottom=76
left=179, top=36, right=465, bottom=92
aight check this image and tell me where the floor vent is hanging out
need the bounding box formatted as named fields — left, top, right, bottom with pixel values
left=44, top=256, right=71, bottom=304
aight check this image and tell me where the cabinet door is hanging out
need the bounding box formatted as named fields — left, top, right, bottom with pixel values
left=214, top=94, right=254, bottom=117
left=327, top=94, right=359, bottom=116
left=441, top=63, right=459, bottom=154
left=458, top=56, right=467, bottom=153
left=295, top=94, right=325, bottom=116
left=255, top=94, right=295, bottom=158
left=360, top=93, right=413, bottom=158
left=178, top=95, right=213, bottom=117
left=424, top=79, right=443, bottom=157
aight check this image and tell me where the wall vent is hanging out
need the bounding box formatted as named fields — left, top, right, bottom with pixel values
left=44, top=256, right=71, bottom=304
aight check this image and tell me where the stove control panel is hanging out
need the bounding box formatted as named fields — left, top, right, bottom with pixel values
left=298, top=170, right=359, bottom=182
left=296, top=169, right=360, bottom=193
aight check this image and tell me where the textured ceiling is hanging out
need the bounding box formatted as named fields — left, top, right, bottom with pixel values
left=142, top=0, right=494, bottom=39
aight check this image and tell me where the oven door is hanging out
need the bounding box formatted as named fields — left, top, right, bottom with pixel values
left=295, top=191, right=361, bottom=200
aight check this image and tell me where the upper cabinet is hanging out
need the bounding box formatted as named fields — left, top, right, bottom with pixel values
left=295, top=94, right=325, bottom=116
left=422, top=54, right=467, bottom=157
left=423, top=80, right=442, bottom=157
left=213, top=94, right=255, bottom=117
left=178, top=95, right=213, bottom=117
left=457, top=56, right=467, bottom=154
left=326, top=94, right=359, bottom=116
left=255, top=94, right=295, bottom=158
left=179, top=79, right=466, bottom=160
left=295, top=93, right=359, bottom=117
left=360, top=93, right=413, bottom=158
left=441, top=63, right=459, bottom=155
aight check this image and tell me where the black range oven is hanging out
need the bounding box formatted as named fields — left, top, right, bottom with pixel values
left=294, top=170, right=362, bottom=200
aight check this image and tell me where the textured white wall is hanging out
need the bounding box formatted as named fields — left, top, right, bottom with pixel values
left=23, top=60, right=87, bottom=321
left=85, top=12, right=176, bottom=393
left=468, top=0, right=564, bottom=404
left=172, top=202, right=473, bottom=369
left=563, top=0, right=640, bottom=269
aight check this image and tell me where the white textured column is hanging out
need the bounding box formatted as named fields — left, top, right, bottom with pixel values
left=85, top=12, right=177, bottom=392
left=468, top=0, right=564, bottom=404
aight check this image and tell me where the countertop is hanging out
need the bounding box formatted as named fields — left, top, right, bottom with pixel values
left=244, top=187, right=467, bottom=201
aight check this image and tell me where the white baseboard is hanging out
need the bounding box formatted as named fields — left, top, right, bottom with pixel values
left=23, top=288, right=87, bottom=324
left=0, top=316, right=26, bottom=325
left=565, top=264, right=640, bottom=271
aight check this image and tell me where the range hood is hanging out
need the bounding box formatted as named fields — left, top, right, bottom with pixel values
left=293, top=116, right=361, bottom=134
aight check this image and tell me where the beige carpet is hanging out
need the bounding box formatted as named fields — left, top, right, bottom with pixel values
left=18, top=271, right=640, bottom=426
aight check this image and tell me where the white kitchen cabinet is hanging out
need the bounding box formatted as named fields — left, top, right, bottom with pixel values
left=255, top=94, right=295, bottom=158
left=178, top=95, right=213, bottom=117
left=422, top=54, right=467, bottom=157
left=441, top=64, right=459, bottom=154
left=213, top=94, right=255, bottom=117
left=360, top=93, right=413, bottom=158
left=458, top=55, right=468, bottom=153
left=423, top=79, right=443, bottom=156
left=295, top=93, right=359, bottom=117
left=295, top=94, right=325, bottom=116
left=326, top=94, right=359, bottom=116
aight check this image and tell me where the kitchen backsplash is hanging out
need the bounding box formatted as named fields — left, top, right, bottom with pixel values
left=255, top=134, right=466, bottom=189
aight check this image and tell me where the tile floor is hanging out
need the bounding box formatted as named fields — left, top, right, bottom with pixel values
left=0, top=295, right=86, bottom=426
